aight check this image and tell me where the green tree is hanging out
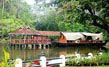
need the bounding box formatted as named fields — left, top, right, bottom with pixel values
left=56, top=0, right=109, bottom=34
left=0, top=0, right=35, bottom=39
left=35, top=10, right=59, bottom=31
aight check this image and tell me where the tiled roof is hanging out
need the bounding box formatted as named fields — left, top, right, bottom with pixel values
left=36, top=31, right=60, bottom=36
left=10, top=26, right=60, bottom=36
left=9, top=26, right=40, bottom=35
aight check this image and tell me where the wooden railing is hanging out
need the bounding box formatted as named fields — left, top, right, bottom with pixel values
left=10, top=39, right=51, bottom=44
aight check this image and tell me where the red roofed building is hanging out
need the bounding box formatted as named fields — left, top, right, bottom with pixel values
left=9, top=26, right=60, bottom=45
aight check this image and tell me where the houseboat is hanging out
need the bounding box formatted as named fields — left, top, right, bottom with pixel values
left=58, top=32, right=107, bottom=46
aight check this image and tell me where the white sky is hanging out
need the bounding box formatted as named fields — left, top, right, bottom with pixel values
left=25, top=0, right=51, bottom=5
left=25, top=0, right=35, bottom=5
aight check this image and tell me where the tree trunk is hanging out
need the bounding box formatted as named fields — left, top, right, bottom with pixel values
left=2, top=0, right=4, bottom=18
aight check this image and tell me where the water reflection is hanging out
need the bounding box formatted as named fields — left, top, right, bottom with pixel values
left=0, top=44, right=109, bottom=60
left=9, top=46, right=107, bottom=60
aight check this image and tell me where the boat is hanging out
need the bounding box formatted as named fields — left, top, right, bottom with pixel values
left=58, top=32, right=107, bottom=47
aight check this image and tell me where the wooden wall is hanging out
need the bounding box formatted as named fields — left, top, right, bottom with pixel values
left=58, top=33, right=67, bottom=43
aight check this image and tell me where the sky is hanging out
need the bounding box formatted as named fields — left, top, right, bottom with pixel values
left=25, top=0, right=35, bottom=5
left=25, top=0, right=51, bottom=5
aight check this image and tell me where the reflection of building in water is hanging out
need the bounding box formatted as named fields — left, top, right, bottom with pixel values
left=59, top=51, right=67, bottom=56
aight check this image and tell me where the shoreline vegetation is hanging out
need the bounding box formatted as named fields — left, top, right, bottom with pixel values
left=66, top=50, right=109, bottom=66
left=0, top=48, right=14, bottom=67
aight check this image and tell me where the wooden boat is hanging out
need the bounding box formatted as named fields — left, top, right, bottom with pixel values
left=58, top=32, right=107, bottom=47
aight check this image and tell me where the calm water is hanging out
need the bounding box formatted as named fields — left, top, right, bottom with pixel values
left=0, top=43, right=109, bottom=60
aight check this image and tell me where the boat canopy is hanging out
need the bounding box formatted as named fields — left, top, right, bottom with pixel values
left=62, top=32, right=84, bottom=41
left=61, top=32, right=103, bottom=41
left=82, top=32, right=103, bottom=40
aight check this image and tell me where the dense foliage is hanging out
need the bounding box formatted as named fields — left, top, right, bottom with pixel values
left=0, top=0, right=34, bottom=39
left=0, top=0, right=108, bottom=41
left=56, top=0, right=109, bottom=39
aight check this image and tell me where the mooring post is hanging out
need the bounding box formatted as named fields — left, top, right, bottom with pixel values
left=40, top=52, right=46, bottom=67
left=15, top=58, right=22, bottom=67
left=60, top=55, right=65, bottom=67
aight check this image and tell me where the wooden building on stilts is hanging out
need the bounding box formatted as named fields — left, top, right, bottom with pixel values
left=9, top=26, right=60, bottom=49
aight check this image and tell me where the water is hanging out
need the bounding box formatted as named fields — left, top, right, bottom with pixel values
left=0, top=43, right=109, bottom=60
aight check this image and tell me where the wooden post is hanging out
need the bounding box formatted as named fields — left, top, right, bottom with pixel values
left=24, top=44, right=26, bottom=49
left=26, top=44, right=28, bottom=49
left=44, top=44, right=46, bottom=49
left=34, top=44, right=36, bottom=49
left=39, top=44, right=41, bottom=49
